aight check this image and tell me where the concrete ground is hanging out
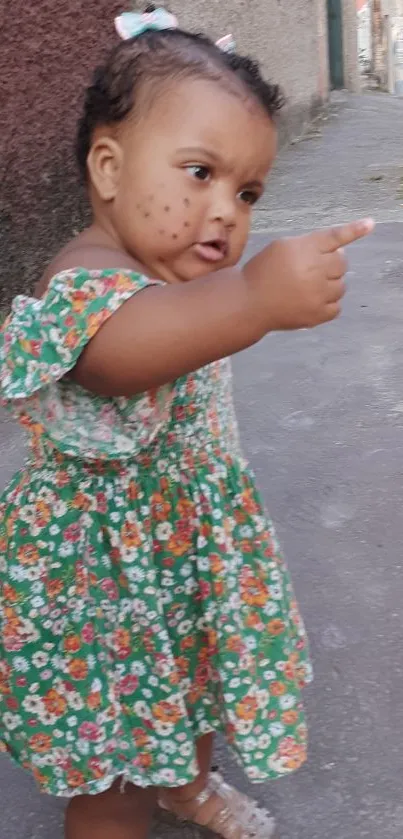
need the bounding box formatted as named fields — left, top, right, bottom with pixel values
left=1, top=92, right=403, bottom=838
left=254, top=92, right=403, bottom=231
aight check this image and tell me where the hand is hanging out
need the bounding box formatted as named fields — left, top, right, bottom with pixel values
left=246, top=218, right=375, bottom=331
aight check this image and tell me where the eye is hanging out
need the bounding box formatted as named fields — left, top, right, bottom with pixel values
left=186, top=165, right=212, bottom=182
left=238, top=189, right=260, bottom=206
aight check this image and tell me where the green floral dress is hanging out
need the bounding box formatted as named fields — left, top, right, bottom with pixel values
left=0, top=268, right=312, bottom=798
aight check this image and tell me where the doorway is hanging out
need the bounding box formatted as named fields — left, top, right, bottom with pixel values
left=327, top=0, right=344, bottom=88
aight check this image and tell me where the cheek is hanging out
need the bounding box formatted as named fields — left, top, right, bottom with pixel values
left=231, top=215, right=251, bottom=259
left=154, top=201, right=196, bottom=241
left=117, top=168, right=198, bottom=243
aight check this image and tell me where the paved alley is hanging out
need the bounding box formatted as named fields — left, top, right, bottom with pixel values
left=254, top=92, right=403, bottom=232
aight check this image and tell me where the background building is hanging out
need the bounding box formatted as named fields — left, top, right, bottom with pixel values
left=357, top=0, right=372, bottom=69
left=0, top=0, right=359, bottom=307
left=361, top=0, right=403, bottom=91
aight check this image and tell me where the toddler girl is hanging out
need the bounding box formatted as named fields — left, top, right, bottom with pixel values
left=0, top=6, right=373, bottom=839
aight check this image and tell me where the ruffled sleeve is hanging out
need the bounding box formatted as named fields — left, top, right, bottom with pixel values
left=0, top=268, right=173, bottom=461
left=0, top=268, right=158, bottom=400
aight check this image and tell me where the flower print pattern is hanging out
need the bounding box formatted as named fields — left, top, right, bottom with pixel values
left=0, top=268, right=312, bottom=798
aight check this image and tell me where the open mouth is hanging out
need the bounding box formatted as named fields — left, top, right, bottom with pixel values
left=193, top=239, right=228, bottom=263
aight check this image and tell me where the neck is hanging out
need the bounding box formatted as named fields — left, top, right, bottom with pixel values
left=82, top=221, right=182, bottom=285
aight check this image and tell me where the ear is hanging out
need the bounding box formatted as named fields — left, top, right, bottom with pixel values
left=87, top=133, right=123, bottom=201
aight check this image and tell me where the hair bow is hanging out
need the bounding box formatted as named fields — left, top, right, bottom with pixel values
left=115, top=8, right=178, bottom=39
left=115, top=7, right=235, bottom=52
left=215, top=34, right=236, bottom=53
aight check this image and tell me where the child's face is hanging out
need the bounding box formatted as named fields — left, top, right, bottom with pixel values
left=96, top=77, right=277, bottom=282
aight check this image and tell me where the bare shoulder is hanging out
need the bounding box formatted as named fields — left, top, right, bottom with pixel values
left=34, top=239, right=144, bottom=299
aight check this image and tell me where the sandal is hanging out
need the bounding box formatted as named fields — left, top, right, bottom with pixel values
left=158, top=770, right=277, bottom=839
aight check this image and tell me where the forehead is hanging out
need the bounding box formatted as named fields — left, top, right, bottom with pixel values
left=130, top=77, right=277, bottom=176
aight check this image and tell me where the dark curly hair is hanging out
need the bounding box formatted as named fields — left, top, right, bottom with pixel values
left=76, top=20, right=284, bottom=182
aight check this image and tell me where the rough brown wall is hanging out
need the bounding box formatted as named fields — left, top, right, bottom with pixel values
left=0, top=0, right=123, bottom=309
left=1, top=0, right=329, bottom=308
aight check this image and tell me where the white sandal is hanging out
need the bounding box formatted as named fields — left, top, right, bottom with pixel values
left=158, top=770, right=277, bottom=839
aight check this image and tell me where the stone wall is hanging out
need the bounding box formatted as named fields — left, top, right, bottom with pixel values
left=318, top=0, right=331, bottom=101
left=1, top=0, right=331, bottom=307
left=173, top=0, right=330, bottom=140
left=342, top=0, right=360, bottom=92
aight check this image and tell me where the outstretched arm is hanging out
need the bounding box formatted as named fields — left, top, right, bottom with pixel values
left=71, top=219, right=374, bottom=397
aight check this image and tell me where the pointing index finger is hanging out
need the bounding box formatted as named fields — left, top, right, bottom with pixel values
left=316, top=218, right=375, bottom=253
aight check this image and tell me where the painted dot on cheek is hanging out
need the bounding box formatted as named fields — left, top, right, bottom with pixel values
left=184, top=221, right=190, bottom=228
left=164, top=206, right=170, bottom=212
left=184, top=198, right=190, bottom=207
left=143, top=212, right=151, bottom=218
left=172, top=234, right=178, bottom=240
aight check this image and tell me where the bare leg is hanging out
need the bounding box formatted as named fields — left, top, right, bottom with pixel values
left=65, top=779, right=157, bottom=839
left=160, top=733, right=276, bottom=838
left=160, top=733, right=220, bottom=824
left=170, top=732, right=214, bottom=800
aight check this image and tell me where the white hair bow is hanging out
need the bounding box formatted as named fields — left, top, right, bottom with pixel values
left=115, top=7, right=235, bottom=52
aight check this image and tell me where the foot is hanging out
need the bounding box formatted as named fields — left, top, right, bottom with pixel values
left=158, top=771, right=276, bottom=839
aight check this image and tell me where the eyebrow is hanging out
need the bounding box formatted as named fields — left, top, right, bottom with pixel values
left=177, top=146, right=222, bottom=163
left=242, top=179, right=265, bottom=192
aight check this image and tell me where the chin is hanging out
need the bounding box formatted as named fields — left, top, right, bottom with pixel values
left=190, top=259, right=236, bottom=281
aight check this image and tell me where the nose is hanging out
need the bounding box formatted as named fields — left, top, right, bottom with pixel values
left=210, top=183, right=237, bottom=229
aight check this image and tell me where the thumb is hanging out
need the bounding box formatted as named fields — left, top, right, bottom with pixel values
left=314, top=218, right=375, bottom=253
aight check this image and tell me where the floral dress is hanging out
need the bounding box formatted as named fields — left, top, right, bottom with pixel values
left=0, top=268, right=312, bottom=798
